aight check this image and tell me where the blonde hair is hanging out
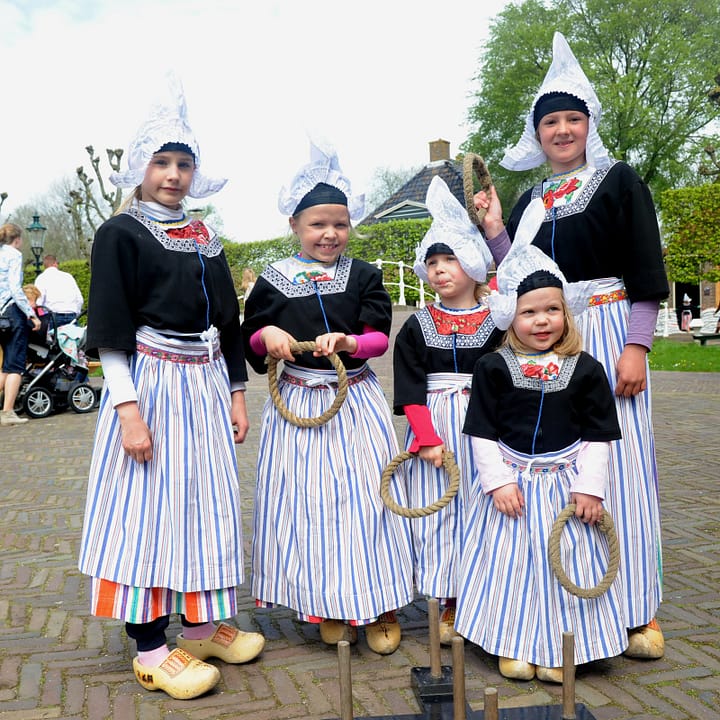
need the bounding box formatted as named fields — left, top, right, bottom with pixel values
left=503, top=292, right=583, bottom=356
left=23, top=284, right=41, bottom=305
left=0, top=223, right=23, bottom=245
left=114, top=187, right=143, bottom=216
left=240, top=267, right=256, bottom=291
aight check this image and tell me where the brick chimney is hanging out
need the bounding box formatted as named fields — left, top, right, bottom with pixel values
left=429, top=139, right=450, bottom=162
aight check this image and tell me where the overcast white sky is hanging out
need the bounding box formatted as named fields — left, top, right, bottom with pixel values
left=0, top=0, right=513, bottom=243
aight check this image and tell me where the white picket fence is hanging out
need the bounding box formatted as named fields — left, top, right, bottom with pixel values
left=374, top=259, right=438, bottom=307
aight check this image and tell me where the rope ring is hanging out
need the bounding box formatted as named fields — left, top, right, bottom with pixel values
left=267, top=340, right=348, bottom=428
left=463, top=153, right=493, bottom=228
left=548, top=503, right=621, bottom=599
left=380, top=450, right=460, bottom=518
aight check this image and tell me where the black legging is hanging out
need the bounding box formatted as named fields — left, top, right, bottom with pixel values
left=125, top=615, right=209, bottom=652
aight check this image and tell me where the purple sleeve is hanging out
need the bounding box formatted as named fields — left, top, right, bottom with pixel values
left=486, top=228, right=511, bottom=265
left=626, top=300, right=659, bottom=351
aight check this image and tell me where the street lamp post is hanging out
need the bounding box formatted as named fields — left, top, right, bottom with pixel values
left=26, top=213, right=47, bottom=278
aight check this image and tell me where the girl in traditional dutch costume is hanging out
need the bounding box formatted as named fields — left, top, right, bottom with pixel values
left=472, top=32, right=669, bottom=659
left=392, top=177, right=502, bottom=644
left=455, top=199, right=627, bottom=682
left=78, top=76, right=264, bottom=700
left=241, top=140, right=413, bottom=655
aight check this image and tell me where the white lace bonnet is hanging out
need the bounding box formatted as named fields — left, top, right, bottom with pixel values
left=487, top=198, right=595, bottom=330
left=110, top=72, right=227, bottom=199
left=278, top=137, right=365, bottom=222
left=413, top=176, right=493, bottom=283
left=500, top=32, right=610, bottom=172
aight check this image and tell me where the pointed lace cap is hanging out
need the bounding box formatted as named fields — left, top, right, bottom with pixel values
left=487, top=198, right=594, bottom=329
left=110, top=72, right=227, bottom=199
left=278, top=137, right=365, bottom=221
left=500, top=32, right=610, bottom=172
left=413, top=176, right=493, bottom=283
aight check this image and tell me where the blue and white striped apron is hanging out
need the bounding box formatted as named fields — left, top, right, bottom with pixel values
left=401, top=372, right=472, bottom=599
left=581, top=277, right=662, bottom=628
left=251, top=362, right=414, bottom=624
left=455, top=441, right=628, bottom=666
left=78, top=326, right=244, bottom=622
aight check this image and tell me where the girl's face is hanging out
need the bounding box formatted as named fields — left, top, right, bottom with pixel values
left=141, top=151, right=195, bottom=208
left=425, top=253, right=477, bottom=308
left=537, top=110, right=589, bottom=174
left=512, top=286, right=566, bottom=353
left=289, top=204, right=350, bottom=264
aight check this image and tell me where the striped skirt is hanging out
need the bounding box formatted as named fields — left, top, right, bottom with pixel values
left=78, top=327, right=243, bottom=623
left=251, top=363, right=414, bottom=624
left=455, top=441, right=628, bottom=667
left=401, top=373, right=472, bottom=599
left=581, top=278, right=662, bottom=628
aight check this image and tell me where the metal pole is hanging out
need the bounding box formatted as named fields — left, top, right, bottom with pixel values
left=452, top=635, right=465, bottom=720
left=338, top=640, right=353, bottom=720
left=562, top=631, right=576, bottom=719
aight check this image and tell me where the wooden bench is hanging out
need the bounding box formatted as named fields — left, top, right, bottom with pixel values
left=692, top=333, right=720, bottom=346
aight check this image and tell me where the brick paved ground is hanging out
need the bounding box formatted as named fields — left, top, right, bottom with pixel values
left=1, top=309, right=719, bottom=719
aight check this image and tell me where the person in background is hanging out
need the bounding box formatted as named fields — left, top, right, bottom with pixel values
left=473, top=31, right=669, bottom=660
left=456, top=199, right=627, bottom=682
left=77, top=75, right=264, bottom=700
left=242, top=139, right=413, bottom=655
left=0, top=223, right=42, bottom=426
left=392, top=176, right=502, bottom=645
left=34, top=254, right=83, bottom=326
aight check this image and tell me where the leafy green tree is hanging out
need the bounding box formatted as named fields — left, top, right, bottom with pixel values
left=661, top=184, right=720, bottom=283
left=464, top=0, right=720, bottom=209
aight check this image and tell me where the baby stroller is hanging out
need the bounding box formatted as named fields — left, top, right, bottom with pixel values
left=17, top=310, right=98, bottom=419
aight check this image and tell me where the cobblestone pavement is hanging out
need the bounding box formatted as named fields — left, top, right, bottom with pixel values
left=1, top=310, right=719, bottom=719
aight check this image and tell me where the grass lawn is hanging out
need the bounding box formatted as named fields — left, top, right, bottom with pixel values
left=649, top=337, right=720, bottom=372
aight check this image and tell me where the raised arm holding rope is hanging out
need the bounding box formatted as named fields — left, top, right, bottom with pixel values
left=241, top=139, right=413, bottom=656
left=454, top=199, right=627, bottom=684
left=466, top=33, right=668, bottom=661
left=390, top=177, right=502, bottom=646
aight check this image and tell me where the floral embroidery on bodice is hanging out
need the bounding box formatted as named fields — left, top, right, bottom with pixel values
left=427, top=303, right=491, bottom=336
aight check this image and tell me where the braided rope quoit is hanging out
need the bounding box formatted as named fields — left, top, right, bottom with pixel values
left=463, top=153, right=493, bottom=228
left=548, top=503, right=620, bottom=599
left=380, top=450, right=460, bottom=518
left=267, top=340, right=348, bottom=427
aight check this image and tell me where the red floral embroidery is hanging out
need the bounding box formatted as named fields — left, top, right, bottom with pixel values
left=428, top=304, right=490, bottom=335
left=167, top=219, right=210, bottom=245
left=520, top=360, right=559, bottom=381
left=543, top=177, right=582, bottom=209
left=292, top=269, right=333, bottom=284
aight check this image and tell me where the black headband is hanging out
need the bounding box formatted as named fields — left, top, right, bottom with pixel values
left=516, top=270, right=563, bottom=297
left=424, top=243, right=455, bottom=261
left=293, top=182, right=348, bottom=216
left=533, top=92, right=589, bottom=130
left=156, top=142, right=196, bottom=161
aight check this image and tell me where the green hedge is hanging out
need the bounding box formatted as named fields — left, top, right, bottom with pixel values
left=222, top=218, right=434, bottom=305
left=661, top=184, right=720, bottom=284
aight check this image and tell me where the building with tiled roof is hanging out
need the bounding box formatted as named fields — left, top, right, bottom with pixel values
left=359, top=139, right=465, bottom=226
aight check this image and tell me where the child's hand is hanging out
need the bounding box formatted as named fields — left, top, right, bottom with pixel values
left=116, top=402, right=153, bottom=463
left=230, top=390, right=249, bottom=444
left=615, top=343, right=648, bottom=397
left=572, top=492, right=604, bottom=525
left=313, top=332, right=358, bottom=357
left=262, top=326, right=297, bottom=361
left=473, top=185, right=504, bottom=238
left=419, top=444, right=444, bottom=468
left=491, top=483, right=524, bottom=518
